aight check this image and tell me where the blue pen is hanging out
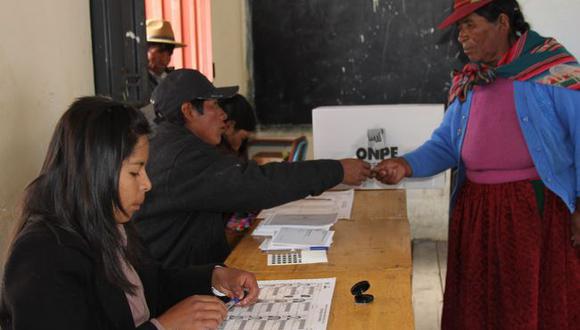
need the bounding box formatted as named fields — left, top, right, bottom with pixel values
left=309, top=246, right=328, bottom=251
left=226, top=288, right=249, bottom=311
left=225, top=297, right=240, bottom=310
left=212, top=287, right=241, bottom=310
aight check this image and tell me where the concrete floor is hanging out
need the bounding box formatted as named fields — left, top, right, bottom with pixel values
left=412, top=240, right=448, bottom=330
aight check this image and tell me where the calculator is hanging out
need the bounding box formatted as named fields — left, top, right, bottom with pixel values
left=267, top=250, right=327, bottom=266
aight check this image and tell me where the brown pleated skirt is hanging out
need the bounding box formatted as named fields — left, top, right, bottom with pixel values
left=442, top=180, right=580, bottom=329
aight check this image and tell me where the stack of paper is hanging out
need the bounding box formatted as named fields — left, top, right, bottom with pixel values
left=273, top=227, right=334, bottom=247
left=259, top=227, right=334, bottom=251
left=257, top=189, right=355, bottom=219
left=252, top=213, right=338, bottom=236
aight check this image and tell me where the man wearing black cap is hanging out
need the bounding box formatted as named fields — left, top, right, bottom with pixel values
left=134, top=69, right=372, bottom=268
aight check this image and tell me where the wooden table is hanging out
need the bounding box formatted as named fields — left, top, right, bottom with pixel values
left=225, top=190, right=414, bottom=329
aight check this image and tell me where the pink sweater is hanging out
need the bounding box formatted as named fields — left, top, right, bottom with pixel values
left=461, top=78, right=539, bottom=184
left=118, top=225, right=165, bottom=330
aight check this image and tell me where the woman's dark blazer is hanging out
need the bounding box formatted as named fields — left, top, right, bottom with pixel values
left=0, top=221, right=215, bottom=329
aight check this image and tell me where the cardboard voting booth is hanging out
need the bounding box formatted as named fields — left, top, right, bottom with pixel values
left=313, top=104, right=445, bottom=189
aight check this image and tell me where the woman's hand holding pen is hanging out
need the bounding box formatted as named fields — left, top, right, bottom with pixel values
left=372, top=158, right=412, bottom=185
left=155, top=267, right=258, bottom=329
left=212, top=267, right=260, bottom=306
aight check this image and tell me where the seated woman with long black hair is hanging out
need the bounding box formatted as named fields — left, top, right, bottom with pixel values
left=0, top=96, right=258, bottom=330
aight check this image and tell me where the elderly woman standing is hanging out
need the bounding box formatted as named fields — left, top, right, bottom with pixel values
left=374, top=0, right=580, bottom=328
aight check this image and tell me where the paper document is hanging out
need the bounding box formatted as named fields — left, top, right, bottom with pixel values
left=258, top=189, right=354, bottom=219
left=259, top=238, right=324, bottom=252
left=219, top=278, right=336, bottom=330
left=271, top=228, right=333, bottom=247
left=259, top=233, right=334, bottom=252
left=266, top=213, right=338, bottom=227
left=315, top=189, right=355, bottom=219
left=257, top=199, right=338, bottom=218
left=253, top=213, right=338, bottom=237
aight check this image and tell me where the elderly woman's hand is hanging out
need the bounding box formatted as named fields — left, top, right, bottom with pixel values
left=372, top=158, right=412, bottom=185
left=572, top=211, right=580, bottom=248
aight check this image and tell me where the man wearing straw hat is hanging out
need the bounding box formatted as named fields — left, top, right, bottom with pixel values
left=146, top=19, right=186, bottom=94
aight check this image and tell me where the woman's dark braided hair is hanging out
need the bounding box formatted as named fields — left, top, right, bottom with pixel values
left=476, top=0, right=530, bottom=42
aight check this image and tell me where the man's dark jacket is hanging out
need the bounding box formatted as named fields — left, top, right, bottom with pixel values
left=133, top=121, right=343, bottom=268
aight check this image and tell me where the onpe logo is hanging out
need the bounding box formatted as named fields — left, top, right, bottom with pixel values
left=356, top=128, right=398, bottom=161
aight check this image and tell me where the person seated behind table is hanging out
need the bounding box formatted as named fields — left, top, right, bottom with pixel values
left=0, top=96, right=258, bottom=330
left=134, top=69, right=372, bottom=268
left=218, top=94, right=257, bottom=159
left=217, top=94, right=259, bottom=236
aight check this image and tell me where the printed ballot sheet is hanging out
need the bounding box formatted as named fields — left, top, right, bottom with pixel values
left=219, top=278, right=336, bottom=330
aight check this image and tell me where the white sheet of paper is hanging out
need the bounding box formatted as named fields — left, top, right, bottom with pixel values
left=312, top=189, right=355, bottom=219
left=252, top=213, right=338, bottom=237
left=257, top=199, right=339, bottom=218
left=271, top=228, right=333, bottom=247
left=219, top=278, right=336, bottom=330
left=258, top=190, right=354, bottom=220
left=265, top=213, right=338, bottom=227
left=260, top=233, right=334, bottom=252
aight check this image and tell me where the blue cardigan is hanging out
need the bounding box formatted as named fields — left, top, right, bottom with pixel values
left=403, top=81, right=580, bottom=213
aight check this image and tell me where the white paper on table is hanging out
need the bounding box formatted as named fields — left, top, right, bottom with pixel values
left=271, top=228, right=334, bottom=247
left=312, top=189, right=355, bottom=219
left=258, top=190, right=354, bottom=220
left=259, top=232, right=334, bottom=251
left=252, top=223, right=334, bottom=237
left=265, top=213, right=338, bottom=227
left=252, top=213, right=338, bottom=237
left=257, top=198, right=339, bottom=218
left=219, top=278, right=336, bottom=330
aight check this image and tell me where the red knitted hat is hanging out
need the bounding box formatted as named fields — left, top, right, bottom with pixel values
left=438, top=0, right=495, bottom=29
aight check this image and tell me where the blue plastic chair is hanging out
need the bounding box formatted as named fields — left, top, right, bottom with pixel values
left=289, top=137, right=308, bottom=162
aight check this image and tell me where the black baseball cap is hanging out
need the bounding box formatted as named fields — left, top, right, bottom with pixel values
left=151, top=69, right=238, bottom=123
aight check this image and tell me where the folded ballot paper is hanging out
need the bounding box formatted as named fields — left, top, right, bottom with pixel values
left=252, top=213, right=339, bottom=237
left=259, top=228, right=335, bottom=251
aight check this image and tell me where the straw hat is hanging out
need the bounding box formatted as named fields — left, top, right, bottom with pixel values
left=146, top=19, right=186, bottom=47
left=438, top=0, right=495, bottom=29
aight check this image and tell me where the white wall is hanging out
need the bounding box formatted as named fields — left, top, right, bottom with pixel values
left=0, top=1, right=94, bottom=265
left=211, top=0, right=250, bottom=96
left=520, top=0, right=580, bottom=58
